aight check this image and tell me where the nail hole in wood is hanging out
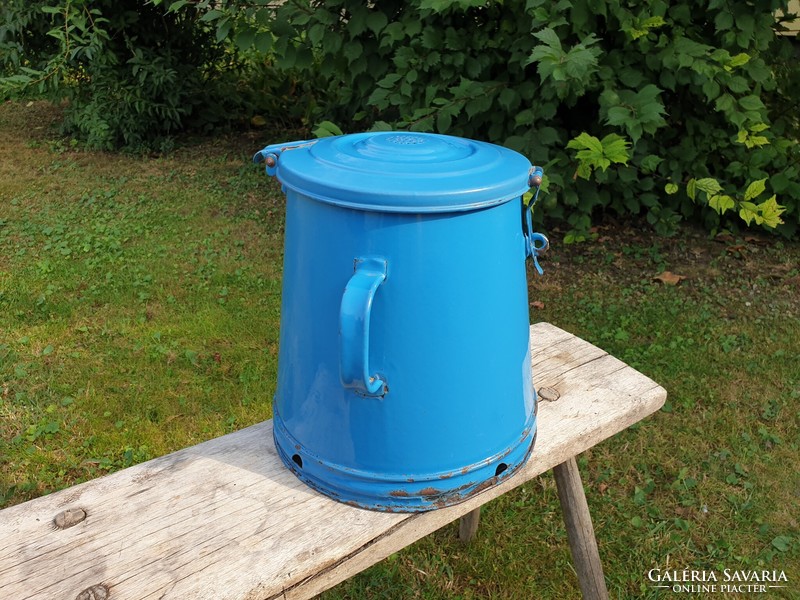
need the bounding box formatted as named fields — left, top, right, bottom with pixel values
left=76, top=583, right=109, bottom=600
left=53, top=507, right=87, bottom=530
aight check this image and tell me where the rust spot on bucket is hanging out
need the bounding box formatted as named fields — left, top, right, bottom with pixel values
left=389, top=490, right=410, bottom=497
left=468, top=477, right=498, bottom=497
left=419, top=487, right=441, bottom=497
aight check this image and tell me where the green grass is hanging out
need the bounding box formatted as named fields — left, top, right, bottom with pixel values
left=0, top=101, right=284, bottom=499
left=2, top=101, right=799, bottom=598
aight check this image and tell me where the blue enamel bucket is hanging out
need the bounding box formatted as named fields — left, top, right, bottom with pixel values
left=254, top=132, right=547, bottom=512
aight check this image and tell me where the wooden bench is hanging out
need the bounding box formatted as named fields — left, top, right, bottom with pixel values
left=0, top=323, right=666, bottom=600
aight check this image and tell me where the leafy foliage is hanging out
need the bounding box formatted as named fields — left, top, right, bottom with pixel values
left=183, top=0, right=798, bottom=237
left=567, top=133, right=630, bottom=179
left=3, top=0, right=799, bottom=235
left=1, top=1, right=242, bottom=151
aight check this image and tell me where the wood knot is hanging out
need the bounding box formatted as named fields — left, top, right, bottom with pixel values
left=76, top=584, right=109, bottom=600
left=538, top=387, right=560, bottom=402
left=53, top=507, right=87, bottom=530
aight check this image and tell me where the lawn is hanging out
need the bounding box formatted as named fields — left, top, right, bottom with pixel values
left=1, top=101, right=798, bottom=599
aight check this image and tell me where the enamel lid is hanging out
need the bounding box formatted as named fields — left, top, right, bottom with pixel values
left=269, top=132, right=532, bottom=213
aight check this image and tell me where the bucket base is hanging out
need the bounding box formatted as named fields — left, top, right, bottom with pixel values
left=272, top=414, right=537, bottom=513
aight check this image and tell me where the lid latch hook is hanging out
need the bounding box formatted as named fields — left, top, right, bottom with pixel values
left=524, top=166, right=549, bottom=275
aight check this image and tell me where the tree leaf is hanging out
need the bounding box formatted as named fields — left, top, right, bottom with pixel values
left=640, top=155, right=663, bottom=173
left=235, top=28, right=256, bottom=52
left=533, top=27, right=562, bottom=50
left=167, top=1, right=190, bottom=12
left=744, top=178, right=766, bottom=201
left=653, top=271, right=687, bottom=285
left=200, top=9, right=223, bottom=22
left=254, top=32, right=273, bottom=54
left=313, top=120, right=343, bottom=138
left=665, top=183, right=679, bottom=195
left=715, top=11, right=734, bottom=31
left=715, top=93, right=735, bottom=113
left=369, top=121, right=393, bottom=132
left=728, top=53, right=750, bottom=68
left=727, top=76, right=749, bottom=93
left=757, top=195, right=785, bottom=228
left=419, top=0, right=457, bottom=11
left=436, top=110, right=452, bottom=133
left=686, top=178, right=697, bottom=201
left=343, top=41, right=363, bottom=62
left=567, top=132, right=603, bottom=154
left=626, top=15, right=666, bottom=40
left=600, top=133, right=630, bottom=165
left=738, top=95, right=765, bottom=111
left=308, top=23, right=325, bottom=46
left=709, top=194, right=735, bottom=214
left=366, top=12, right=388, bottom=35
left=376, top=73, right=401, bottom=89
left=215, top=19, right=232, bottom=43
left=695, top=178, right=723, bottom=196
left=738, top=201, right=759, bottom=226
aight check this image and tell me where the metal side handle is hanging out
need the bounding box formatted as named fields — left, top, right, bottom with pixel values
left=339, top=257, right=388, bottom=396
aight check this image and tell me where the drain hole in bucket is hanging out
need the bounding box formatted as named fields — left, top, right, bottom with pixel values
left=495, top=463, right=508, bottom=477
left=292, top=454, right=303, bottom=469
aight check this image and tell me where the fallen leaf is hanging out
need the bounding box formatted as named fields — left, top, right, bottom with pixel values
left=714, top=233, right=735, bottom=243
left=597, top=483, right=609, bottom=494
left=250, top=115, right=267, bottom=128
left=744, top=235, right=768, bottom=245
left=783, top=275, right=800, bottom=288
left=653, top=271, right=687, bottom=285
left=531, top=301, right=545, bottom=310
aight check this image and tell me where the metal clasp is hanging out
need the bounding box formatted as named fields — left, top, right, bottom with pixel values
left=523, top=165, right=549, bottom=275
left=253, top=139, right=320, bottom=176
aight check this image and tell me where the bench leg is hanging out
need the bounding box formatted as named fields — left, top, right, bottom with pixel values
left=458, top=507, right=481, bottom=542
left=553, top=457, right=609, bottom=600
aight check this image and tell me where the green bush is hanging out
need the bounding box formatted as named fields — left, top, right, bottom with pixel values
left=5, top=1, right=799, bottom=236
left=1, top=1, right=242, bottom=152
left=200, top=0, right=800, bottom=238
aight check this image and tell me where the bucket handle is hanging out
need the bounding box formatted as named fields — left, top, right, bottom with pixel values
left=340, top=257, right=388, bottom=396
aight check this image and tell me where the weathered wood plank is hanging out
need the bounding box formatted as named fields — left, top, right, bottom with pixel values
left=457, top=508, right=481, bottom=543
left=0, top=323, right=666, bottom=600
left=553, top=457, right=610, bottom=600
